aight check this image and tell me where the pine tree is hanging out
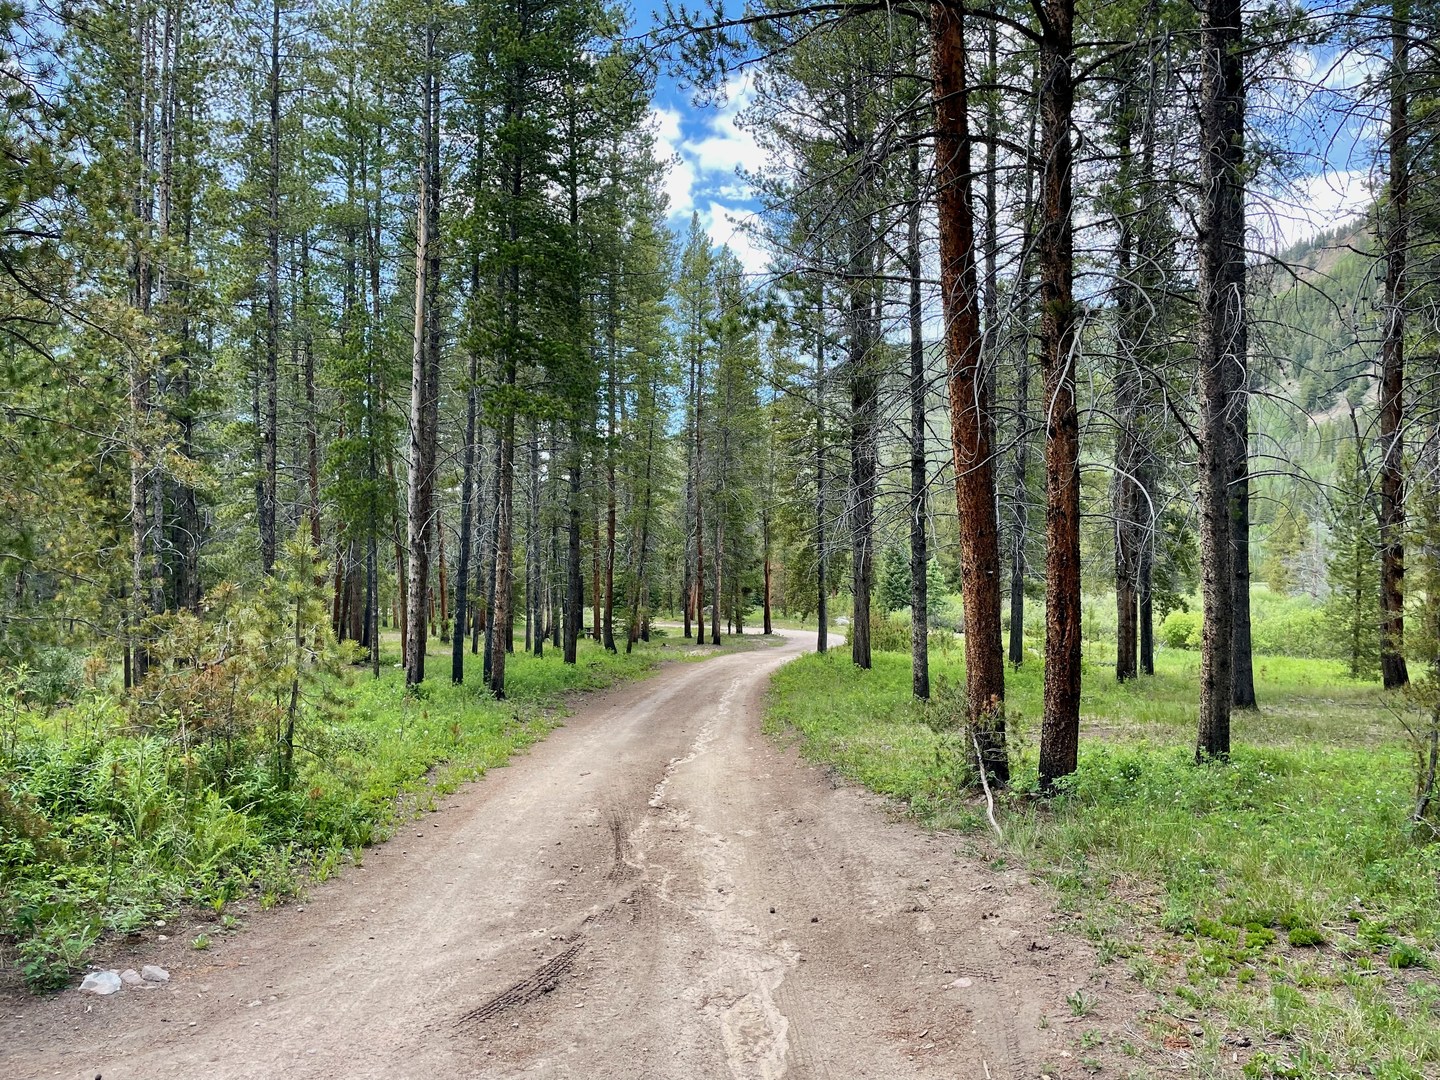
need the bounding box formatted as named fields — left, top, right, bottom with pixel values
left=1262, top=507, right=1309, bottom=595
left=1036, top=0, right=1081, bottom=791
left=934, top=0, right=1008, bottom=781
left=1325, top=438, right=1382, bottom=679
left=879, top=546, right=909, bottom=614
left=676, top=214, right=714, bottom=644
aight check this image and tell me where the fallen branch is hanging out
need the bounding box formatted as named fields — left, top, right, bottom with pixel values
left=972, top=731, right=1002, bottom=839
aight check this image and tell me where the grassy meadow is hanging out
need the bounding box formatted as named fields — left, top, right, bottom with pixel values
left=766, top=621, right=1440, bottom=1079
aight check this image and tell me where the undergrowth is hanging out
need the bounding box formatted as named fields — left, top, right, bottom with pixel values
left=0, top=631, right=660, bottom=991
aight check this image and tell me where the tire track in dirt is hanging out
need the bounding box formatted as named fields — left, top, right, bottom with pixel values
left=459, top=941, right=588, bottom=1024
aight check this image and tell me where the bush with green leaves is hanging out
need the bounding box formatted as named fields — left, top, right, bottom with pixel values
left=868, top=610, right=913, bottom=654
left=1248, top=592, right=1331, bottom=660
left=1159, top=608, right=1202, bottom=650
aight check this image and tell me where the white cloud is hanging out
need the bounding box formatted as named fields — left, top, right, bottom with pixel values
left=655, top=74, right=767, bottom=250
left=1285, top=43, right=1381, bottom=95
left=650, top=104, right=682, bottom=145
left=683, top=98, right=765, bottom=177
left=663, top=157, right=697, bottom=217
left=649, top=104, right=694, bottom=217
left=1251, top=168, right=1374, bottom=251
left=702, top=201, right=770, bottom=277
left=677, top=74, right=765, bottom=194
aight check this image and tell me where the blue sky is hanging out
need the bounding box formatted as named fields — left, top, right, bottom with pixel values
left=644, top=33, right=1385, bottom=270
left=648, top=72, right=772, bottom=274
left=1248, top=40, right=1385, bottom=250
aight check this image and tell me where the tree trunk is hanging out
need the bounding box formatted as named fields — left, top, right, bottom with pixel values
left=762, top=399, right=774, bottom=637
left=481, top=432, right=502, bottom=672
left=367, top=532, right=379, bottom=676
left=695, top=346, right=708, bottom=646
left=1138, top=541, right=1154, bottom=675
left=933, top=0, right=1006, bottom=781
left=437, top=521, right=449, bottom=642
left=1231, top=424, right=1256, bottom=707
left=1007, top=248, right=1034, bottom=668
left=129, top=0, right=158, bottom=682
left=712, top=517, right=723, bottom=643
left=1036, top=0, right=1082, bottom=793
left=490, top=411, right=515, bottom=698
left=365, top=108, right=385, bottom=677
left=549, top=488, right=562, bottom=649
left=1379, top=0, right=1411, bottom=690
left=604, top=287, right=618, bottom=652
left=174, top=81, right=201, bottom=614
left=404, top=35, right=441, bottom=686
left=682, top=342, right=694, bottom=641
left=591, top=501, right=602, bottom=643
left=627, top=391, right=658, bottom=653
left=388, top=456, right=408, bottom=661
left=530, top=424, right=543, bottom=657
left=908, top=135, right=930, bottom=701
left=1132, top=62, right=1161, bottom=680
left=565, top=425, right=583, bottom=664
left=490, top=155, right=520, bottom=696
left=1195, top=0, right=1245, bottom=761
left=129, top=373, right=150, bottom=685
left=1114, top=98, right=1141, bottom=684
left=846, top=79, right=876, bottom=674
left=762, top=545, right=773, bottom=634
left=176, top=359, right=201, bottom=613
left=301, top=233, right=321, bottom=557
left=453, top=332, right=479, bottom=682
left=345, top=542, right=362, bottom=640
left=815, top=300, right=828, bottom=654
left=260, top=0, right=281, bottom=576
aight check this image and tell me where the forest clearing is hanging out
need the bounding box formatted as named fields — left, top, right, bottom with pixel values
left=4, top=0, right=1440, bottom=1075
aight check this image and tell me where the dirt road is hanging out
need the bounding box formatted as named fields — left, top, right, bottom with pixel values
left=4, top=630, right=1139, bottom=1079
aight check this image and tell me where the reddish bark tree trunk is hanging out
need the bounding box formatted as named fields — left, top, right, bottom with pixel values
left=933, top=0, right=1007, bottom=782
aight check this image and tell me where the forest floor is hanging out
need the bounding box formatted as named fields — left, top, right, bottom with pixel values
left=1, top=628, right=1155, bottom=1080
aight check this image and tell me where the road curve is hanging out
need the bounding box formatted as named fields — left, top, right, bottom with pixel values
left=4, top=629, right=1131, bottom=1079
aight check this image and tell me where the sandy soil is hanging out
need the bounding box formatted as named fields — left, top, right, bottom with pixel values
left=2, top=629, right=1150, bottom=1079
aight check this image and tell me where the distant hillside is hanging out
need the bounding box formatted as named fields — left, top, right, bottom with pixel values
left=1254, top=217, right=1379, bottom=416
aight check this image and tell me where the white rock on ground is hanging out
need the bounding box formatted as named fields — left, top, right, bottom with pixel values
left=140, top=965, right=170, bottom=983
left=79, top=971, right=122, bottom=995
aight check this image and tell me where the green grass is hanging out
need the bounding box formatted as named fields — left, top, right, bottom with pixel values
left=0, top=632, right=663, bottom=990
left=766, top=637, right=1440, bottom=1078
